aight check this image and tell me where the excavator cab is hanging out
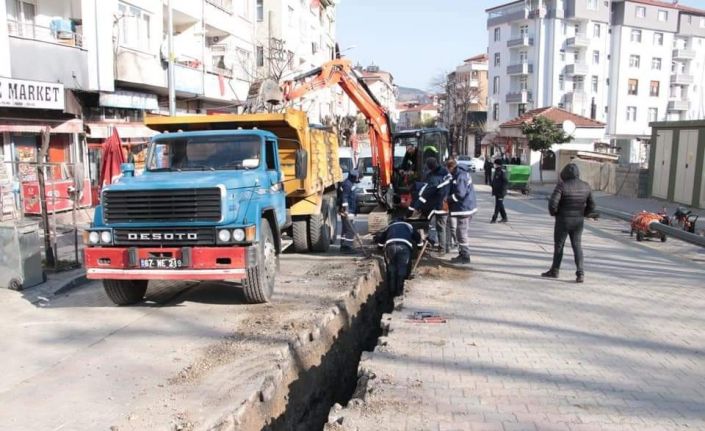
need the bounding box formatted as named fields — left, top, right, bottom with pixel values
left=392, top=128, right=450, bottom=207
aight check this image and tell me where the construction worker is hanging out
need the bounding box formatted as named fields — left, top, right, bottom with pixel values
left=409, top=157, right=451, bottom=254
left=446, top=159, right=478, bottom=264
left=337, top=169, right=359, bottom=253
left=374, top=212, right=422, bottom=295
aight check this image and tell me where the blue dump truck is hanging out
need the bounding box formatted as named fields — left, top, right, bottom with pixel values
left=84, top=110, right=341, bottom=305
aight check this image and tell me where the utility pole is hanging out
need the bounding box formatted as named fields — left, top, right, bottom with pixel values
left=167, top=0, right=176, bottom=116
left=38, top=128, right=54, bottom=267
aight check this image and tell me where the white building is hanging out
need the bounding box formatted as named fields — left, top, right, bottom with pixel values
left=486, top=0, right=705, bottom=165
left=254, top=0, right=338, bottom=123
left=487, top=0, right=612, bottom=132
left=361, top=66, right=399, bottom=123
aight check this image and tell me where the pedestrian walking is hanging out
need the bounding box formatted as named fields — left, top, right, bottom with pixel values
left=542, top=163, right=595, bottom=283
left=446, top=159, right=478, bottom=264
left=410, top=157, right=452, bottom=254
left=374, top=213, right=422, bottom=295
left=490, top=159, right=508, bottom=223
left=337, top=169, right=359, bottom=253
left=483, top=158, right=493, bottom=185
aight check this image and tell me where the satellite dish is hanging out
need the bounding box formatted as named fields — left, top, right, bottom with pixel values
left=562, top=120, right=576, bottom=135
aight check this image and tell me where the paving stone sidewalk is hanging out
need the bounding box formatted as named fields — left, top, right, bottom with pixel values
left=327, top=187, right=705, bottom=431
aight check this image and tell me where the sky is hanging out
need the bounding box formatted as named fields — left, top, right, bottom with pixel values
left=336, top=0, right=705, bottom=91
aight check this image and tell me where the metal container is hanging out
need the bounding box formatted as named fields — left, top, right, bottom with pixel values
left=0, top=220, right=44, bottom=290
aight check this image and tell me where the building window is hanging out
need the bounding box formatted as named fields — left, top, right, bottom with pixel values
left=574, top=76, right=584, bottom=91
left=519, top=50, right=528, bottom=63
left=494, top=27, right=501, bottom=42
left=654, top=32, right=664, bottom=46
left=493, top=103, right=499, bottom=121
left=559, top=74, right=565, bottom=91
left=701, top=17, right=705, bottom=28
left=117, top=2, right=151, bottom=51
left=541, top=150, right=556, bottom=170
left=494, top=52, right=501, bottom=66
left=560, top=50, right=566, bottom=62
left=652, top=57, right=662, bottom=70
left=518, top=103, right=527, bottom=115
left=650, top=80, right=660, bottom=97
left=629, top=55, right=640, bottom=68
left=636, top=6, right=646, bottom=18
left=631, top=29, right=642, bottom=43
left=587, top=0, right=597, bottom=10
left=520, top=25, right=529, bottom=37
left=648, top=108, right=658, bottom=122
left=592, top=76, right=599, bottom=93
left=657, top=10, right=668, bottom=21
left=627, top=106, right=637, bottom=121
left=593, top=50, right=600, bottom=64
left=628, top=79, right=638, bottom=95
left=493, top=76, right=500, bottom=94
left=256, top=45, right=264, bottom=67
left=256, top=0, right=263, bottom=21
left=520, top=76, right=528, bottom=90
left=593, top=23, right=601, bottom=38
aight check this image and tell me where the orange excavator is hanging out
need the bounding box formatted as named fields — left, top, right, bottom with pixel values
left=281, top=58, right=396, bottom=210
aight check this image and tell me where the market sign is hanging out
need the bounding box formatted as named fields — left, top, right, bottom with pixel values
left=0, top=77, right=65, bottom=110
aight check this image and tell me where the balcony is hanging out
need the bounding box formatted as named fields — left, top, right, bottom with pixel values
left=668, top=100, right=690, bottom=111
left=566, top=34, right=590, bottom=49
left=507, top=36, right=534, bottom=49
left=506, top=90, right=532, bottom=104
left=7, top=19, right=83, bottom=47
left=206, top=0, right=233, bottom=13
left=671, top=74, right=694, bottom=85
left=565, top=62, right=589, bottom=76
left=672, top=49, right=696, bottom=60
left=565, top=91, right=588, bottom=106
left=507, top=63, right=533, bottom=75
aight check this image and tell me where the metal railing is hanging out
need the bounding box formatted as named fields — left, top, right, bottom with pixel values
left=6, top=19, right=83, bottom=48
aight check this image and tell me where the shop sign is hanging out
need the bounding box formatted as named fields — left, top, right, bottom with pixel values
left=99, top=91, right=159, bottom=111
left=0, top=77, right=65, bottom=110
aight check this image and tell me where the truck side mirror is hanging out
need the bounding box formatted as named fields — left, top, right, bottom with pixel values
left=295, top=149, right=308, bottom=180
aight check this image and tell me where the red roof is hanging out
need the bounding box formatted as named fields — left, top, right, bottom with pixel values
left=499, top=106, right=605, bottom=129
left=402, top=104, right=438, bottom=113
left=464, top=53, right=488, bottom=63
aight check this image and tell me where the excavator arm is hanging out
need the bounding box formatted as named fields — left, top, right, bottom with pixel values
left=282, top=59, right=394, bottom=197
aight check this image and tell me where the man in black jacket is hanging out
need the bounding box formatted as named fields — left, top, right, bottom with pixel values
left=490, top=159, right=508, bottom=223
left=483, top=158, right=493, bottom=185
left=374, top=213, right=422, bottom=295
left=542, top=163, right=595, bottom=283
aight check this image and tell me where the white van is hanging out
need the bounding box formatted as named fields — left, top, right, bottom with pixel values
left=338, top=147, right=355, bottom=181
left=354, top=146, right=407, bottom=212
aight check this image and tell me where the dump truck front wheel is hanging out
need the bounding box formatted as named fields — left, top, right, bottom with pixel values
left=103, top=279, right=148, bottom=305
left=243, top=218, right=277, bottom=303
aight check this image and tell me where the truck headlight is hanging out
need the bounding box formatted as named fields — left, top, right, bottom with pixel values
left=88, top=231, right=100, bottom=245
left=100, top=231, right=112, bottom=244
left=218, top=229, right=231, bottom=243
left=232, top=228, right=245, bottom=242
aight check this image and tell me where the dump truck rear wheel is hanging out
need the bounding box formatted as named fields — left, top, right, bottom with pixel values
left=243, top=219, right=277, bottom=303
left=103, top=279, right=148, bottom=305
left=292, top=219, right=309, bottom=252
left=309, top=197, right=334, bottom=252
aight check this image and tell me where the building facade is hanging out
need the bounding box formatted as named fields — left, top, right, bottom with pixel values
left=486, top=0, right=705, bottom=165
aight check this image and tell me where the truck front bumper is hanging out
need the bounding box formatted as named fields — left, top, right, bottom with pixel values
left=84, top=246, right=252, bottom=281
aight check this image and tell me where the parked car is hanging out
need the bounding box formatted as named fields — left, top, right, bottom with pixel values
left=354, top=146, right=407, bottom=213
left=456, top=155, right=484, bottom=172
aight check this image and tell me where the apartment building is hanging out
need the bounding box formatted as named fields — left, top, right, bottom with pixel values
left=486, top=0, right=705, bottom=164
left=1, top=0, right=257, bottom=211
left=487, top=0, right=612, bottom=132
left=609, top=0, right=705, bottom=163
left=254, top=0, right=338, bottom=123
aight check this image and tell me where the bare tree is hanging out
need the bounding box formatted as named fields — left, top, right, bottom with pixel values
left=433, top=70, right=483, bottom=155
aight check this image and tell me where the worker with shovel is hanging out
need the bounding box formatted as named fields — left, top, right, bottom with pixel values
left=337, top=169, right=360, bottom=253
left=374, top=211, right=422, bottom=295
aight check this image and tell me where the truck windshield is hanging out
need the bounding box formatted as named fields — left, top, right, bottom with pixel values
left=147, top=136, right=261, bottom=171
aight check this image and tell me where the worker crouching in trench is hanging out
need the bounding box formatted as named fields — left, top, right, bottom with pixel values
left=374, top=210, right=423, bottom=295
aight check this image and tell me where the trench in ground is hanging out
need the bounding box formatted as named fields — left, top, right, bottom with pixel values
left=263, top=260, right=394, bottom=431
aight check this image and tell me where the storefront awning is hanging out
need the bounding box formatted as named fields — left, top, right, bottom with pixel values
left=0, top=118, right=83, bottom=134
left=85, top=123, right=158, bottom=139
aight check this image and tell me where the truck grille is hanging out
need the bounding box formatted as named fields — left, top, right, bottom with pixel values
left=103, top=188, right=222, bottom=224
left=113, top=227, right=216, bottom=246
